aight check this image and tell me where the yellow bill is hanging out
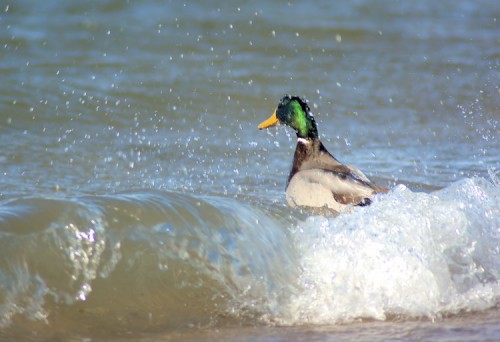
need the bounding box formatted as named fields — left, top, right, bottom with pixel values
left=258, top=110, right=279, bottom=129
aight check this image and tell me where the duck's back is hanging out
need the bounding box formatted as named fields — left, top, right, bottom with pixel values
left=285, top=139, right=388, bottom=212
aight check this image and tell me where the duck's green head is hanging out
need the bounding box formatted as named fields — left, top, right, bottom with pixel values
left=258, top=95, right=318, bottom=139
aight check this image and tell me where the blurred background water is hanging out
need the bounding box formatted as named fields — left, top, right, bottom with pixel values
left=0, top=0, right=498, bottom=341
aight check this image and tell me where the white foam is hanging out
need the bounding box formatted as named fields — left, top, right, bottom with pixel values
left=277, top=177, right=499, bottom=324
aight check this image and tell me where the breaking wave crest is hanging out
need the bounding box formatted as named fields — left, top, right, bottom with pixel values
left=0, top=177, right=498, bottom=337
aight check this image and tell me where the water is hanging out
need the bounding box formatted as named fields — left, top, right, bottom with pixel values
left=0, top=0, right=499, bottom=340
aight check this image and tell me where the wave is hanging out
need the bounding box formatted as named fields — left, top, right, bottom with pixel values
left=0, top=177, right=498, bottom=337
left=281, top=177, right=499, bottom=324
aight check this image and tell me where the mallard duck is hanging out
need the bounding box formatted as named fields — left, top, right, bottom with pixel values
left=258, top=94, right=388, bottom=213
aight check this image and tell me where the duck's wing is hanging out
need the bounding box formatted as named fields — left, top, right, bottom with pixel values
left=287, top=139, right=388, bottom=208
left=343, top=164, right=389, bottom=193
left=303, top=141, right=389, bottom=193
left=289, top=168, right=378, bottom=206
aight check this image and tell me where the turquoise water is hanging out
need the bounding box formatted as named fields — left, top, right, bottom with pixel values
left=0, top=1, right=499, bottom=340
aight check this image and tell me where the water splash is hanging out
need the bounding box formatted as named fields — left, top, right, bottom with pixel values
left=271, top=178, right=499, bottom=324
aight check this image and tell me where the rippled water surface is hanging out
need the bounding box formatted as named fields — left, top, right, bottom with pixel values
left=0, top=0, right=499, bottom=341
